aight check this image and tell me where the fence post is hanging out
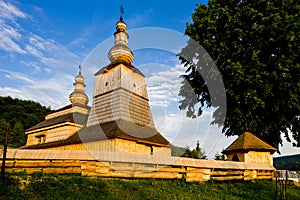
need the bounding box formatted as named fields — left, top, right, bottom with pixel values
left=1, top=123, right=9, bottom=179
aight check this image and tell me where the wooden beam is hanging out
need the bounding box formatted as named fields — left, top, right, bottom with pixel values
left=1, top=123, right=9, bottom=178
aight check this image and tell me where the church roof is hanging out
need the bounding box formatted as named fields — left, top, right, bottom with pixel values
left=69, top=120, right=170, bottom=146
left=95, top=61, right=144, bottom=77
left=222, top=132, right=277, bottom=154
left=23, top=119, right=171, bottom=149
left=25, top=110, right=88, bottom=132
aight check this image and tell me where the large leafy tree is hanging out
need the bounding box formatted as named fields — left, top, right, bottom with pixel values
left=179, top=0, right=300, bottom=150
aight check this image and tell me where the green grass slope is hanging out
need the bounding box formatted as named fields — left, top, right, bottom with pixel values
left=0, top=173, right=299, bottom=200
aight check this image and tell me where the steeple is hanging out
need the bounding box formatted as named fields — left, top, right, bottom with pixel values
left=84, top=12, right=171, bottom=155
left=108, top=15, right=134, bottom=64
left=69, top=65, right=89, bottom=107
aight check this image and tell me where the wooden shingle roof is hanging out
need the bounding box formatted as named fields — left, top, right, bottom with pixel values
left=25, top=112, right=88, bottom=132
left=23, top=119, right=171, bottom=149
left=223, top=132, right=277, bottom=154
left=69, top=119, right=170, bottom=146
left=95, top=61, right=144, bottom=76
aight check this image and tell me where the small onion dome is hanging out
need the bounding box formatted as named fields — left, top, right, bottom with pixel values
left=108, top=18, right=134, bottom=64
left=75, top=73, right=84, bottom=83
left=116, top=19, right=127, bottom=32
left=69, top=68, right=89, bottom=106
left=108, top=44, right=134, bottom=64
left=69, top=91, right=89, bottom=106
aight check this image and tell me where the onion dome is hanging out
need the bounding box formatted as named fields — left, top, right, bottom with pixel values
left=69, top=65, right=89, bottom=106
left=108, top=17, right=134, bottom=64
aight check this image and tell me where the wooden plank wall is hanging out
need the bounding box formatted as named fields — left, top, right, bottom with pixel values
left=0, top=149, right=274, bottom=182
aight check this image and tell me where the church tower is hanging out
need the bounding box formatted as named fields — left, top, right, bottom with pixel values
left=82, top=16, right=171, bottom=155
left=69, top=66, right=89, bottom=107
left=87, top=17, right=154, bottom=128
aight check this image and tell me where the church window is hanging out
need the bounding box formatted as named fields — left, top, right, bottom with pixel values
left=105, top=82, right=108, bottom=86
left=36, top=135, right=46, bottom=144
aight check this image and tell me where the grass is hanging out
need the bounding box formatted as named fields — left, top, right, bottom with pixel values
left=0, top=173, right=299, bottom=200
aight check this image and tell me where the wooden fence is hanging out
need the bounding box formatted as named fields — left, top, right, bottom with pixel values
left=0, top=149, right=274, bottom=182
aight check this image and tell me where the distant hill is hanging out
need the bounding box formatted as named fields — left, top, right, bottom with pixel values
left=274, top=154, right=300, bottom=170
left=0, top=96, right=52, bottom=148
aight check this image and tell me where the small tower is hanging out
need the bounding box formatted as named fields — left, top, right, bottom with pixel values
left=24, top=67, right=89, bottom=147
left=223, top=132, right=277, bottom=165
left=69, top=65, right=89, bottom=107
left=108, top=17, right=134, bottom=64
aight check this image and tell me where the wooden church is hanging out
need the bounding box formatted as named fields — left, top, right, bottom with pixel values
left=23, top=16, right=171, bottom=156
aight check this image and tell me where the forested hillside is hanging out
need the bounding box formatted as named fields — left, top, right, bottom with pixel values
left=0, top=96, right=52, bottom=148
left=274, top=154, right=300, bottom=170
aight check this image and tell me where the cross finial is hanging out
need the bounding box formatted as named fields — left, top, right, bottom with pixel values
left=78, top=65, right=82, bottom=74
left=120, top=5, right=125, bottom=21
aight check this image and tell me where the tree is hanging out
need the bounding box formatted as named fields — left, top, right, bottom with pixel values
left=0, top=96, right=52, bottom=130
left=171, top=146, right=188, bottom=157
left=0, top=119, right=6, bottom=146
left=291, top=162, right=300, bottom=171
left=0, top=96, right=52, bottom=147
left=8, top=121, right=25, bottom=148
left=179, top=0, right=300, bottom=150
left=181, top=141, right=207, bottom=159
left=214, top=151, right=226, bottom=161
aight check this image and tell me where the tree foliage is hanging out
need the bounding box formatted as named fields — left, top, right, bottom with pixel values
left=0, top=96, right=52, bottom=147
left=214, top=151, right=226, bottom=161
left=179, top=0, right=300, bottom=150
left=181, top=141, right=207, bottom=159
left=171, top=146, right=187, bottom=157
left=8, top=122, right=25, bottom=148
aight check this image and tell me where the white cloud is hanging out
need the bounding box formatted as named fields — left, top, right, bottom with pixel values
left=151, top=103, right=233, bottom=159
left=24, top=33, right=81, bottom=70
left=0, top=0, right=27, bottom=54
left=0, top=1, right=81, bottom=72
left=0, top=23, right=26, bottom=54
left=0, top=1, right=86, bottom=111
left=0, top=69, right=74, bottom=109
left=146, top=64, right=185, bottom=107
left=0, top=0, right=27, bottom=20
left=144, top=63, right=235, bottom=159
left=0, top=69, right=35, bottom=84
left=68, top=37, right=88, bottom=49
left=20, top=60, right=41, bottom=72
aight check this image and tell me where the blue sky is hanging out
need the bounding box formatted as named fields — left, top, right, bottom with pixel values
left=0, top=0, right=298, bottom=158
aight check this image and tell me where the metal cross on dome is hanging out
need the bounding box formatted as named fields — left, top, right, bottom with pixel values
left=78, top=65, right=82, bottom=74
left=120, top=6, right=125, bottom=20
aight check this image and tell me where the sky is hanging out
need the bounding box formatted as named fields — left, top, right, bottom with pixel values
left=0, top=0, right=298, bottom=158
